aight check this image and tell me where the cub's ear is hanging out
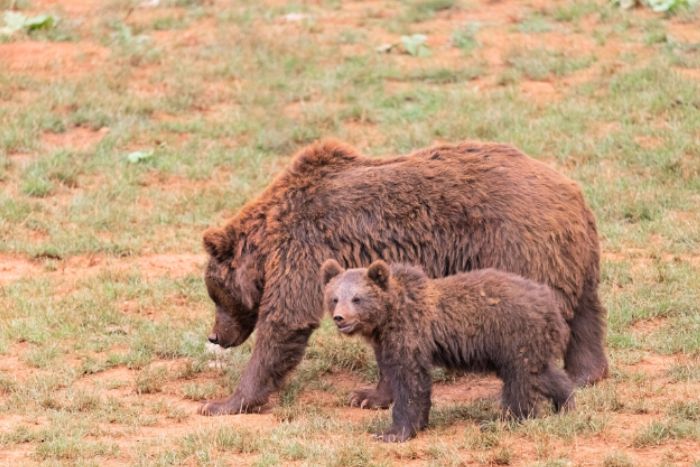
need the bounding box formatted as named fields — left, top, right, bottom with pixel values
left=203, top=227, right=231, bottom=260
left=367, top=260, right=390, bottom=290
left=321, top=259, right=343, bottom=285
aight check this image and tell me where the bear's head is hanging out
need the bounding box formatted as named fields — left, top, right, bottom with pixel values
left=202, top=226, right=262, bottom=348
left=321, top=259, right=391, bottom=336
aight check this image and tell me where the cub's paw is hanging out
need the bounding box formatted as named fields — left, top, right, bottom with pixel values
left=349, top=388, right=392, bottom=410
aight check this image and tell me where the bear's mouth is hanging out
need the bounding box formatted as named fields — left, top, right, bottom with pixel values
left=337, top=323, right=357, bottom=334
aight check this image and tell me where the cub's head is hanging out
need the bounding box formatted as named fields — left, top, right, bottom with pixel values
left=320, top=259, right=391, bottom=336
left=202, top=226, right=262, bottom=348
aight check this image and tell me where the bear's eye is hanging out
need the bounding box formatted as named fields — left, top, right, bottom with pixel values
left=351, top=297, right=361, bottom=304
left=332, top=298, right=338, bottom=304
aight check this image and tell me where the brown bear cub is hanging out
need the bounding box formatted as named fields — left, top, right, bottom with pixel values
left=321, top=260, right=575, bottom=442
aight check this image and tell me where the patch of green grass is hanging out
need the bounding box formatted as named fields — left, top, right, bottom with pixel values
left=0, top=152, right=9, bottom=181
left=633, top=419, right=700, bottom=447
left=79, top=355, right=119, bottom=375
left=151, top=426, right=262, bottom=464
left=0, top=373, right=16, bottom=395
left=605, top=259, right=699, bottom=342
left=20, top=172, right=54, bottom=197
left=163, top=0, right=210, bottom=6
left=135, top=365, right=169, bottom=394
left=0, top=0, right=31, bottom=8
left=576, top=383, right=625, bottom=412
left=603, top=451, right=634, bottom=467
left=387, top=66, right=483, bottom=84
left=35, top=433, right=119, bottom=461
left=551, top=1, right=599, bottom=22
left=430, top=400, right=500, bottom=428
left=104, top=20, right=162, bottom=66
left=181, top=381, right=221, bottom=401
left=22, top=150, right=83, bottom=190
left=666, top=40, right=700, bottom=68
left=462, top=424, right=501, bottom=450
left=668, top=401, right=700, bottom=421
left=643, top=19, right=668, bottom=45
left=667, top=363, right=700, bottom=382
left=451, top=22, right=480, bottom=53
left=24, top=345, right=60, bottom=368
left=516, top=14, right=553, bottom=33
left=151, top=15, right=189, bottom=31
left=403, top=0, right=457, bottom=22
left=517, top=410, right=608, bottom=440
left=306, top=320, right=374, bottom=376
left=506, top=47, right=595, bottom=80
left=326, top=443, right=373, bottom=467
left=533, top=459, right=573, bottom=467
left=0, top=424, right=34, bottom=446
left=653, top=313, right=700, bottom=355
left=63, top=389, right=103, bottom=413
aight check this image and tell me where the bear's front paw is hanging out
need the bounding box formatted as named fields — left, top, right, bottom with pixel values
left=373, top=427, right=414, bottom=443
left=349, top=388, right=392, bottom=409
left=199, top=397, right=261, bottom=416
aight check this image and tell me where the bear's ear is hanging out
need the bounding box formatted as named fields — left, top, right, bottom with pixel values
left=321, top=259, right=343, bottom=285
left=367, top=260, right=390, bottom=290
left=203, top=227, right=232, bottom=260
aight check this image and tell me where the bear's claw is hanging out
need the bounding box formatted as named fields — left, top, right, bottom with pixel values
left=199, top=399, right=239, bottom=416
left=349, top=388, right=392, bottom=410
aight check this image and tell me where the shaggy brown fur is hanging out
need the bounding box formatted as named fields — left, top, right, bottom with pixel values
left=322, top=260, right=575, bottom=442
left=199, top=139, right=606, bottom=416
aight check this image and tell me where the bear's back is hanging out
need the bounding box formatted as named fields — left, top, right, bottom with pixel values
left=430, top=268, right=570, bottom=360
left=435, top=268, right=567, bottom=319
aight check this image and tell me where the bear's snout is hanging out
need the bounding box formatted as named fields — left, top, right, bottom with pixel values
left=333, top=311, right=357, bottom=334
left=208, top=333, right=219, bottom=345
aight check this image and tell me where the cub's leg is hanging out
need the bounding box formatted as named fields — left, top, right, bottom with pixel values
left=376, top=361, right=431, bottom=442
left=537, top=362, right=576, bottom=412
left=350, top=342, right=393, bottom=409
left=500, top=366, right=538, bottom=420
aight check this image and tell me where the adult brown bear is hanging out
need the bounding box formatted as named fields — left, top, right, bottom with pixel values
left=199, top=140, right=607, bottom=416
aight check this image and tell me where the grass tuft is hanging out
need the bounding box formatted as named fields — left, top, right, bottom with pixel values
left=135, top=365, right=169, bottom=394
left=506, top=48, right=595, bottom=81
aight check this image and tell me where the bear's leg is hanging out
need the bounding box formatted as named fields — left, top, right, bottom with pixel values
left=500, top=367, right=537, bottom=420
left=537, top=362, right=575, bottom=412
left=375, top=360, right=432, bottom=443
left=200, top=325, right=314, bottom=415
left=350, top=342, right=393, bottom=409
left=565, top=276, right=609, bottom=387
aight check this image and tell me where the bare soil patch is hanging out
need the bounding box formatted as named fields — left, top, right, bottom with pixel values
left=30, top=0, right=103, bottom=17
left=41, top=127, right=109, bottom=152
left=0, top=255, right=42, bottom=286
left=0, top=41, right=108, bottom=79
left=0, top=253, right=205, bottom=286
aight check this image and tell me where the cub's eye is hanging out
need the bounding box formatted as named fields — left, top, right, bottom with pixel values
left=332, top=298, right=338, bottom=304
left=351, top=297, right=361, bottom=304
